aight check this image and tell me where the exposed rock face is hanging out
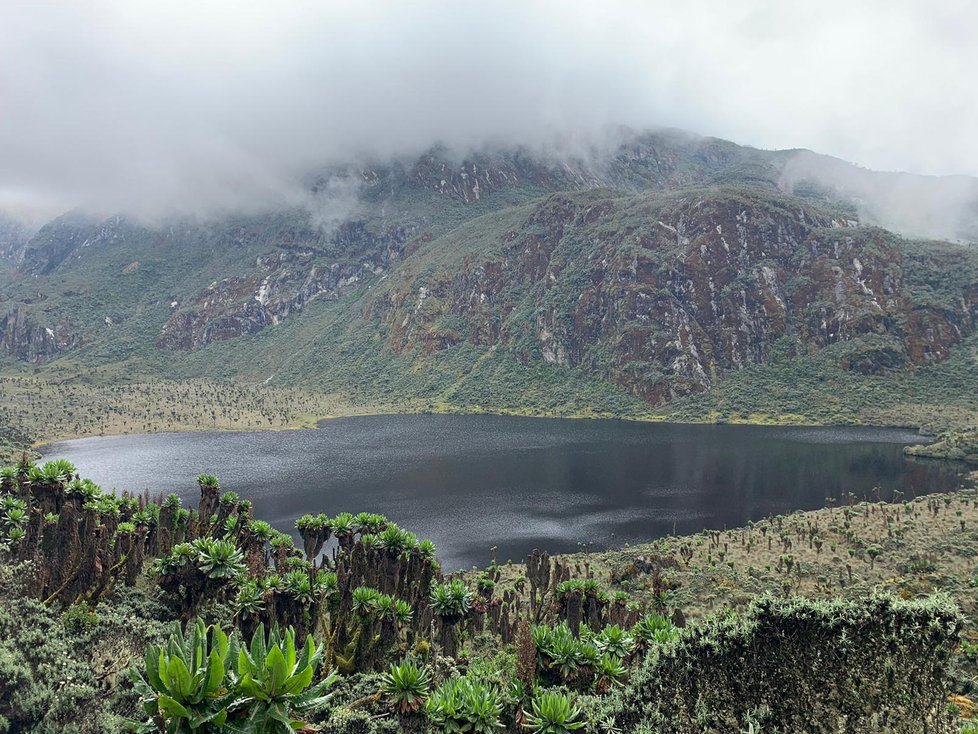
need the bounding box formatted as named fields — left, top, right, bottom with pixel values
left=361, top=131, right=784, bottom=207
left=158, top=246, right=388, bottom=350
left=0, top=307, right=76, bottom=362
left=371, top=189, right=978, bottom=404
left=160, top=249, right=329, bottom=350
left=3, top=131, right=978, bottom=413
left=18, top=213, right=105, bottom=275
left=406, top=147, right=606, bottom=204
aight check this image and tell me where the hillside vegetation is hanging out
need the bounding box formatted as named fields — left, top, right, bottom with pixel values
left=1, top=458, right=976, bottom=732
left=2, top=131, right=978, bottom=451
left=0, top=376, right=410, bottom=463
left=907, top=432, right=978, bottom=464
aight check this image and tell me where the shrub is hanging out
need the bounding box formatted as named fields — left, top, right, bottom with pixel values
left=417, top=539, right=437, bottom=560
left=232, top=624, right=337, bottom=731
left=594, top=654, right=627, bottom=694
left=196, top=474, right=220, bottom=489
left=523, top=690, right=586, bottom=733
left=631, top=613, right=678, bottom=649
left=603, top=593, right=963, bottom=734
left=425, top=675, right=503, bottom=733
left=129, top=620, right=235, bottom=731
left=130, top=621, right=336, bottom=733
left=593, top=625, right=633, bottom=660
left=533, top=623, right=610, bottom=689
left=0, top=563, right=170, bottom=733
left=430, top=580, right=473, bottom=619
left=380, top=658, right=431, bottom=714
left=378, top=525, right=416, bottom=554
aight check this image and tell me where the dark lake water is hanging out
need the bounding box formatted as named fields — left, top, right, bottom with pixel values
left=40, top=416, right=966, bottom=570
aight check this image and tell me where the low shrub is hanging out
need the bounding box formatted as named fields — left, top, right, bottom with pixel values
left=600, top=593, right=963, bottom=734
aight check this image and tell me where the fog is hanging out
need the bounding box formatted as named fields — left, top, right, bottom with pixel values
left=781, top=152, right=978, bottom=242
left=1, top=0, right=977, bottom=225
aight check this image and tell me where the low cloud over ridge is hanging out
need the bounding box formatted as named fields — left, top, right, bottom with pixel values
left=1, top=0, right=976, bottom=220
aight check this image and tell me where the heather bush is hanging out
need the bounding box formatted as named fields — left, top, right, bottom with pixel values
left=599, top=593, right=963, bottom=734
left=0, top=562, right=170, bottom=733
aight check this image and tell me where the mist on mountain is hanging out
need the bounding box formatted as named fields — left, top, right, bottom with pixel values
left=2, top=0, right=976, bottom=234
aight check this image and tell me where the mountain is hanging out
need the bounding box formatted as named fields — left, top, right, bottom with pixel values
left=2, top=128, right=978, bottom=440
left=0, top=214, right=31, bottom=265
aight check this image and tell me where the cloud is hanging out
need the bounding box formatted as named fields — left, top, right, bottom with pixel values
left=1, top=0, right=976, bottom=220
left=780, top=151, right=978, bottom=242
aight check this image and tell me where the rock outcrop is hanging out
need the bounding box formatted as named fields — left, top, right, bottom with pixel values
left=0, top=216, right=31, bottom=265
left=370, top=189, right=978, bottom=404
left=2, top=130, right=978, bottom=413
left=159, top=249, right=332, bottom=350
left=0, top=307, right=76, bottom=362
left=157, top=216, right=417, bottom=350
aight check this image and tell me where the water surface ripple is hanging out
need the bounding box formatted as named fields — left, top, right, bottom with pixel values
left=41, top=416, right=964, bottom=569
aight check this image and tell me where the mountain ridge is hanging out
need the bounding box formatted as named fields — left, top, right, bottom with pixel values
left=2, top=128, right=978, bottom=447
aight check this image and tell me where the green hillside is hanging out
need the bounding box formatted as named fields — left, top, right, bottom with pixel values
left=2, top=132, right=978, bottom=452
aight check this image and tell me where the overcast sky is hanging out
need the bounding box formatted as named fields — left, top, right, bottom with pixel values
left=1, top=0, right=976, bottom=219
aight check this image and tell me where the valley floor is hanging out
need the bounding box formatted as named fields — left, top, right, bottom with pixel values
left=4, top=363, right=978, bottom=467
left=4, top=323, right=978, bottom=464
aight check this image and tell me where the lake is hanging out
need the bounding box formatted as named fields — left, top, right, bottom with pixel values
left=40, top=415, right=965, bottom=570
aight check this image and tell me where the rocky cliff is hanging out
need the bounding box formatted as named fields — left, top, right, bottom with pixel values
left=0, top=215, right=31, bottom=266
left=0, top=307, right=76, bottom=363
left=156, top=220, right=417, bottom=350
left=369, top=189, right=978, bottom=404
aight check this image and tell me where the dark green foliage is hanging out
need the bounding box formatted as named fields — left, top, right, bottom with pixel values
left=0, top=493, right=27, bottom=542
left=152, top=538, right=248, bottom=618
left=430, top=580, right=473, bottom=619
left=129, top=620, right=237, bottom=731
left=197, top=475, right=220, bottom=490
left=592, top=625, right=632, bottom=660
left=3, top=135, right=978, bottom=454
left=380, top=658, right=431, bottom=715
left=130, top=621, right=336, bottom=733
left=533, top=623, right=593, bottom=686
left=630, top=613, right=679, bottom=649
left=0, top=458, right=970, bottom=733
left=425, top=674, right=504, bottom=734
left=431, top=580, right=475, bottom=658
left=531, top=621, right=654, bottom=692
left=232, top=624, right=337, bottom=732
left=312, top=671, right=396, bottom=733
left=194, top=538, right=247, bottom=580
left=906, top=431, right=978, bottom=464
left=601, top=594, right=964, bottom=733
left=0, top=562, right=171, bottom=733
left=0, top=414, right=32, bottom=465
left=663, top=332, right=978, bottom=429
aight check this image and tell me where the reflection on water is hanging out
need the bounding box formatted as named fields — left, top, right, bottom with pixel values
left=41, top=416, right=965, bottom=570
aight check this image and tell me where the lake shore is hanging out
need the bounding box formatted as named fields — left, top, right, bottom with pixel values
left=32, top=415, right=962, bottom=571
left=485, top=481, right=978, bottom=683
left=4, top=372, right=943, bottom=465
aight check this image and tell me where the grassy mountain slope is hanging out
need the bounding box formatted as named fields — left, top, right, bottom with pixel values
left=2, top=130, right=978, bottom=451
